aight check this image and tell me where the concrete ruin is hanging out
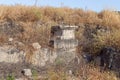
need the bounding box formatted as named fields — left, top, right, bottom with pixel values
left=0, top=25, right=78, bottom=67
left=50, top=25, right=78, bottom=63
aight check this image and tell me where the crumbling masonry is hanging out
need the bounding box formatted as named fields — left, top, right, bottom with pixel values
left=49, top=25, right=78, bottom=63
left=0, top=25, right=78, bottom=67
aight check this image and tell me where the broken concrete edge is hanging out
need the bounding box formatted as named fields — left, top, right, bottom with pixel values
left=59, top=25, right=78, bottom=29
left=0, top=25, right=79, bottom=67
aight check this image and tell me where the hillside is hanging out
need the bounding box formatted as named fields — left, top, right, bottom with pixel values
left=0, top=5, right=120, bottom=80
left=0, top=5, right=120, bottom=47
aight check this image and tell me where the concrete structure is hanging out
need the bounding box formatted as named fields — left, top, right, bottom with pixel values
left=0, top=25, right=78, bottom=67
left=50, top=25, right=78, bottom=63
left=0, top=45, right=57, bottom=67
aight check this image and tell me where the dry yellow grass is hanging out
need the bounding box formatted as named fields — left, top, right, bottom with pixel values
left=99, top=10, right=120, bottom=28
left=42, top=65, right=119, bottom=80
left=0, top=5, right=119, bottom=26
left=78, top=66, right=118, bottom=80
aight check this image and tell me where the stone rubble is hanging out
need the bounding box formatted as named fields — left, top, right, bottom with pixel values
left=21, top=69, right=32, bottom=77
left=0, top=44, right=57, bottom=67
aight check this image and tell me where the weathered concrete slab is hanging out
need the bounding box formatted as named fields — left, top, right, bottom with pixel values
left=54, top=39, right=78, bottom=49
left=50, top=25, right=78, bottom=63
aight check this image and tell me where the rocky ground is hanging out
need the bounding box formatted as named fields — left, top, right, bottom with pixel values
left=0, top=62, right=80, bottom=80
left=0, top=62, right=38, bottom=78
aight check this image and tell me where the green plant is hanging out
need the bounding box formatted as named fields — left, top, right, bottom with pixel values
left=0, top=77, right=4, bottom=80
left=6, top=74, right=15, bottom=80
left=32, top=69, right=38, bottom=80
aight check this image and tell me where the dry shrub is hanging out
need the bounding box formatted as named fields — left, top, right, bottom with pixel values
left=99, top=10, right=120, bottom=28
left=0, top=6, right=8, bottom=22
left=43, top=64, right=118, bottom=80
left=0, top=34, right=7, bottom=45
left=76, top=64, right=118, bottom=80
left=14, top=21, right=51, bottom=47
left=0, top=5, right=41, bottom=22
left=79, top=24, right=120, bottom=55
left=90, top=29, right=120, bottom=55
left=36, top=26, right=51, bottom=47
left=85, top=10, right=102, bottom=24
left=46, top=67, right=67, bottom=80
left=25, top=44, right=35, bottom=63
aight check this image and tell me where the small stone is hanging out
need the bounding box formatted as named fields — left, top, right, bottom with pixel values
left=15, top=41, right=25, bottom=46
left=15, top=78, right=26, bottom=80
left=32, top=42, right=41, bottom=50
left=21, top=69, right=32, bottom=77
left=8, top=38, right=13, bottom=42
left=68, top=70, right=73, bottom=75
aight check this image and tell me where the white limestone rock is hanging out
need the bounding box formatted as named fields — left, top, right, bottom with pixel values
left=8, top=38, right=13, bottom=42
left=22, top=69, right=32, bottom=77
left=32, top=42, right=41, bottom=50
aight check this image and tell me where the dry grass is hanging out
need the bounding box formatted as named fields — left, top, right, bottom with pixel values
left=99, top=10, right=120, bottom=28
left=0, top=5, right=119, bottom=26
left=40, top=65, right=119, bottom=80
left=0, top=5, right=40, bottom=22
left=0, top=5, right=119, bottom=47
left=86, top=28, right=120, bottom=55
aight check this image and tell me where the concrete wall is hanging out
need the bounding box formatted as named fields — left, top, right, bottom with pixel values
left=0, top=46, right=25, bottom=63
left=54, top=39, right=78, bottom=49
left=52, top=25, right=78, bottom=63
left=61, top=30, right=75, bottom=39
left=0, top=45, right=57, bottom=67
left=31, top=48, right=57, bottom=66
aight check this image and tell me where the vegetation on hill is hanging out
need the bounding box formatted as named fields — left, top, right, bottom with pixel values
left=0, top=5, right=120, bottom=53
left=0, top=5, right=120, bottom=54
left=0, top=5, right=120, bottom=80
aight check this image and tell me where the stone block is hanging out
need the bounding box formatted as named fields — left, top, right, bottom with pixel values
left=32, top=42, right=41, bottom=50
left=21, top=69, right=32, bottom=77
